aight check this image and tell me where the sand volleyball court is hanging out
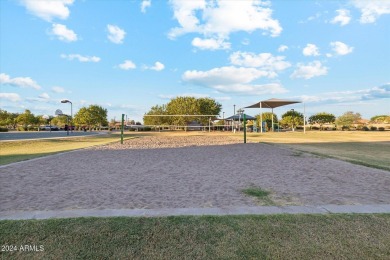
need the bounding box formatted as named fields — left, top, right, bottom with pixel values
left=1, top=135, right=389, bottom=212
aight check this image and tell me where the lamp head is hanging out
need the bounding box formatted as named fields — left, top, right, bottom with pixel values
left=61, top=99, right=71, bottom=104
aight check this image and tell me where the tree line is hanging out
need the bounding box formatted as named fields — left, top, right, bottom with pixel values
left=143, top=97, right=222, bottom=126
left=251, top=111, right=389, bottom=131
left=0, top=105, right=108, bottom=131
left=142, top=96, right=388, bottom=130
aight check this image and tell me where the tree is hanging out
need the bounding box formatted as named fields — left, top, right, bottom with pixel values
left=144, top=96, right=222, bottom=126
left=280, top=110, right=303, bottom=130
left=51, top=115, right=68, bottom=128
left=197, top=98, right=222, bottom=125
left=370, top=115, right=390, bottom=124
left=16, top=110, right=35, bottom=130
left=255, top=112, right=278, bottom=131
left=166, top=96, right=201, bottom=126
left=143, top=104, right=168, bottom=125
left=73, top=105, right=108, bottom=130
left=0, top=110, right=19, bottom=129
left=308, top=112, right=336, bottom=130
left=335, top=111, right=362, bottom=129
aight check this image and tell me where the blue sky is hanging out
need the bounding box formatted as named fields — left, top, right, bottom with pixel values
left=1, top=0, right=389, bottom=122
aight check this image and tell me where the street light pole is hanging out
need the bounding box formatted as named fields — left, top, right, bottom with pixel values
left=223, top=112, right=225, bottom=131
left=291, top=109, right=295, bottom=132
left=61, top=100, right=73, bottom=133
left=237, top=108, right=244, bottom=132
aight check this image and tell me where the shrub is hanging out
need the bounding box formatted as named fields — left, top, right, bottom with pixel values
left=378, top=127, right=385, bottom=131
left=332, top=127, right=337, bottom=131
left=0, top=127, right=8, bottom=132
left=18, top=126, right=27, bottom=131
left=370, top=126, right=377, bottom=131
left=311, top=126, right=320, bottom=130
left=296, top=126, right=303, bottom=130
left=341, top=126, right=350, bottom=131
left=128, top=128, right=136, bottom=131
left=362, top=126, right=369, bottom=131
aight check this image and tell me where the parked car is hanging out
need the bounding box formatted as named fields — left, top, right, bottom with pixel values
left=40, top=125, right=59, bottom=131
left=64, top=125, right=75, bottom=131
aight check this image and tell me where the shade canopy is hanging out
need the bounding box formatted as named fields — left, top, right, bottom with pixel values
left=225, top=113, right=256, bottom=121
left=245, top=98, right=301, bottom=109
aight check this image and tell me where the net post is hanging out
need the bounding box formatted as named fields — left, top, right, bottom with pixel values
left=121, top=114, right=124, bottom=144
left=243, top=114, right=247, bottom=143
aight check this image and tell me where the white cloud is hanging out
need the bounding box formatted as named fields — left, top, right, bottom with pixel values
left=191, top=37, right=231, bottom=50
left=118, top=60, right=136, bottom=70
left=52, top=86, right=65, bottom=93
left=158, top=93, right=209, bottom=99
left=0, top=93, right=21, bottom=102
left=50, top=23, right=77, bottom=42
left=107, top=24, right=126, bottom=44
left=330, top=41, right=354, bottom=55
left=183, top=66, right=274, bottom=86
left=229, top=51, right=291, bottom=74
left=182, top=66, right=287, bottom=95
left=147, top=61, right=165, bottom=71
left=39, top=92, right=50, bottom=100
left=302, top=43, right=320, bottom=56
left=291, top=61, right=328, bottom=79
left=278, top=45, right=288, bottom=52
left=209, top=83, right=287, bottom=95
left=169, top=0, right=282, bottom=50
left=241, top=38, right=250, bottom=45
left=299, top=83, right=390, bottom=103
left=331, top=9, right=351, bottom=26
left=141, top=0, right=151, bottom=13
left=299, top=12, right=322, bottom=24
left=61, top=54, right=101, bottom=62
left=0, top=73, right=41, bottom=90
left=214, top=96, right=231, bottom=101
left=351, top=0, right=390, bottom=23
left=20, top=0, right=74, bottom=22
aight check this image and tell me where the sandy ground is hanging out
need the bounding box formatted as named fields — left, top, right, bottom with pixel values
left=1, top=135, right=390, bottom=212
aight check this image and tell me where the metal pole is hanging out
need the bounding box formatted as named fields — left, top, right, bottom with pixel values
left=70, top=102, right=73, bottom=133
left=271, top=108, right=274, bottom=132
left=243, top=114, right=247, bottom=143
left=303, top=103, right=306, bottom=134
left=291, top=109, right=295, bottom=132
left=121, top=114, right=124, bottom=144
left=234, top=104, right=236, bottom=115
left=209, top=117, right=211, bottom=132
left=66, top=116, right=69, bottom=136
left=260, top=102, right=263, bottom=133
left=238, top=114, right=240, bottom=132
left=223, top=112, right=225, bottom=131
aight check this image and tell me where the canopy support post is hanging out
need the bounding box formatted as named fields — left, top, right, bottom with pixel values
left=271, top=108, right=274, bottom=132
left=260, top=102, right=263, bottom=133
left=303, top=103, right=306, bottom=134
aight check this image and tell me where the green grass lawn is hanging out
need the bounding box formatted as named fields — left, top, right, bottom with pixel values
left=244, top=131, right=390, bottom=171
left=1, top=214, right=390, bottom=259
left=0, top=133, right=135, bottom=165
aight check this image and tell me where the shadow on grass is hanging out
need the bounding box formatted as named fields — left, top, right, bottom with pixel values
left=263, top=141, right=390, bottom=171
